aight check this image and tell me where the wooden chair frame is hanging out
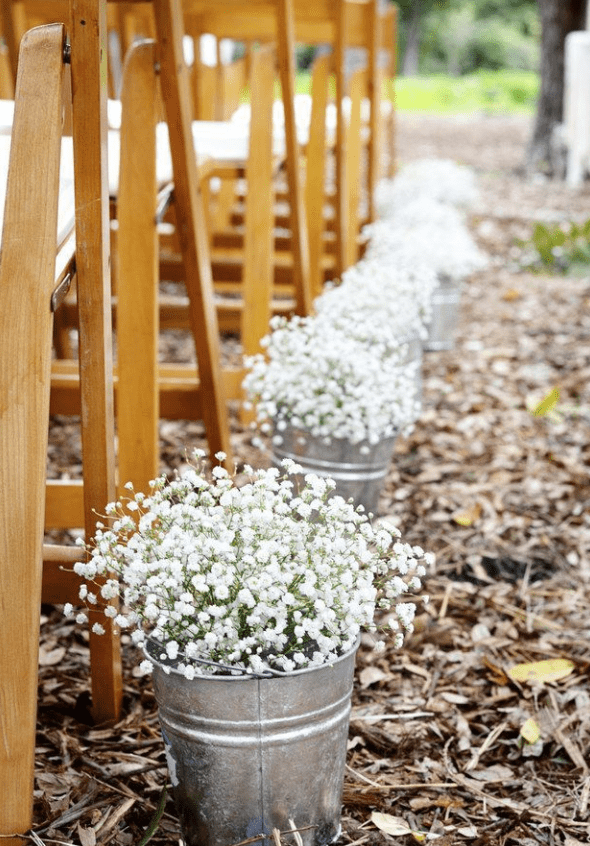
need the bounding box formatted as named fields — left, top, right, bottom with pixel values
left=0, top=21, right=98, bottom=842
left=2, top=0, right=241, bottom=838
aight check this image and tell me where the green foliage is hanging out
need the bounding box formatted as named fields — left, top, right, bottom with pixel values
left=394, top=69, right=538, bottom=113
left=523, top=219, right=590, bottom=272
left=394, top=0, right=540, bottom=76
left=296, top=44, right=317, bottom=71
left=472, top=0, right=539, bottom=36
left=422, top=5, right=539, bottom=74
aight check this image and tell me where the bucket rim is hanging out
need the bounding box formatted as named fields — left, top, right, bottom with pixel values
left=145, top=635, right=361, bottom=682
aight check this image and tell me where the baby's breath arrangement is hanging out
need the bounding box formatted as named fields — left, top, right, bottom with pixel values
left=67, top=453, right=431, bottom=679
left=374, top=157, right=480, bottom=215
left=364, top=198, right=487, bottom=283
left=243, top=313, right=419, bottom=447
left=317, top=254, right=438, bottom=342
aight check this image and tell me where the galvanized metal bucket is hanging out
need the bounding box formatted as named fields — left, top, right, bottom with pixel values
left=398, top=334, right=423, bottom=421
left=150, top=640, right=359, bottom=846
left=271, top=425, right=397, bottom=515
left=424, top=275, right=462, bottom=352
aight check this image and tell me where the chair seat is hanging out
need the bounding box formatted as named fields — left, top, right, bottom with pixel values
left=229, top=93, right=391, bottom=147
left=108, top=119, right=285, bottom=194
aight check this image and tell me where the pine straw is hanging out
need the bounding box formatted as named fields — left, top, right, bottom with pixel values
left=33, top=114, right=590, bottom=845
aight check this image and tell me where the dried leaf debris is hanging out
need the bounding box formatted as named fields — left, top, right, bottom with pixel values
left=35, top=113, right=590, bottom=845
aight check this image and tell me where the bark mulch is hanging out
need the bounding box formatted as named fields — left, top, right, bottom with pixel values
left=34, top=113, right=590, bottom=846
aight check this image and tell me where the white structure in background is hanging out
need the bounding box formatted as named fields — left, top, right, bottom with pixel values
left=564, top=30, right=590, bottom=186
left=199, top=34, right=234, bottom=67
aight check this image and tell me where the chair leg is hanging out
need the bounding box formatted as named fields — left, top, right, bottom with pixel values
left=240, top=46, right=275, bottom=360
left=344, top=69, right=364, bottom=269
left=0, top=23, right=65, bottom=841
left=276, top=0, right=312, bottom=315
left=153, top=0, right=233, bottom=467
left=69, top=0, right=122, bottom=726
left=305, top=54, right=330, bottom=300
left=117, top=39, right=160, bottom=495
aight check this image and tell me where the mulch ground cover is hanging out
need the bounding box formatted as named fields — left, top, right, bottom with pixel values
left=35, top=113, right=590, bottom=845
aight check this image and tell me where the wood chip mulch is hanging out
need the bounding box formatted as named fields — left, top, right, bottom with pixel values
left=34, top=113, right=590, bottom=846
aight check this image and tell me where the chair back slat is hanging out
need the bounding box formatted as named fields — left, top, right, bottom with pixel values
left=0, top=23, right=65, bottom=838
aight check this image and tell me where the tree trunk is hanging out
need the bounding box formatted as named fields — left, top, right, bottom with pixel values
left=527, top=0, right=586, bottom=175
left=401, top=0, right=422, bottom=76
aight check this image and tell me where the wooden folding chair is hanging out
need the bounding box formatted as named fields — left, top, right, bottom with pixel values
left=2, top=0, right=240, bottom=836
left=114, top=36, right=276, bottom=460
left=110, top=0, right=293, bottom=416
left=289, top=0, right=384, bottom=250
left=379, top=0, right=398, bottom=181
left=2, top=0, right=236, bottom=464
left=0, top=19, right=118, bottom=842
left=187, top=0, right=384, bottom=281
left=0, top=0, right=129, bottom=97
left=177, top=0, right=312, bottom=314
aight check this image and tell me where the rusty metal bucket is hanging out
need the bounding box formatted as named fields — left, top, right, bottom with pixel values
left=150, top=640, right=359, bottom=846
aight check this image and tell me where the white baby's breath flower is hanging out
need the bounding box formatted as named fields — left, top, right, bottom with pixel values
left=375, top=158, right=479, bottom=214
left=243, top=312, right=421, bottom=444
left=68, top=456, right=430, bottom=675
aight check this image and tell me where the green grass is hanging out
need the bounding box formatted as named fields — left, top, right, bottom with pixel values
left=394, top=69, right=539, bottom=114
left=287, top=69, right=538, bottom=114
left=295, top=71, right=312, bottom=95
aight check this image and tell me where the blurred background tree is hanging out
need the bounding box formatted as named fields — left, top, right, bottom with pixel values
left=527, top=0, right=586, bottom=175
left=394, top=0, right=590, bottom=177
left=395, top=0, right=540, bottom=76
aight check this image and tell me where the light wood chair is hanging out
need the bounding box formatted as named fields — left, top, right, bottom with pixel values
left=0, top=0, right=129, bottom=97
left=0, top=18, right=121, bottom=842
left=379, top=0, right=398, bottom=182
left=177, top=0, right=312, bottom=313
left=3, top=0, right=235, bottom=461
left=187, top=0, right=388, bottom=280
left=106, top=0, right=302, bottom=408
left=2, top=0, right=240, bottom=837
left=114, top=36, right=276, bottom=468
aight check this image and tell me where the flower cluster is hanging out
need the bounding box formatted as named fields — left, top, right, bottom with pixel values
left=374, top=157, right=480, bottom=216
left=364, top=198, right=487, bottom=283
left=243, top=157, right=485, bottom=446
left=67, top=453, right=431, bottom=678
left=367, top=160, right=487, bottom=284
left=317, top=255, right=438, bottom=344
left=243, top=313, right=420, bottom=446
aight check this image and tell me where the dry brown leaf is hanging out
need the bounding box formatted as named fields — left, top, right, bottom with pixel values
left=370, top=812, right=425, bottom=841
left=38, top=644, right=67, bottom=666
left=470, top=764, right=515, bottom=783
left=358, top=666, right=389, bottom=688
left=77, top=823, right=97, bottom=846
left=439, top=692, right=470, bottom=705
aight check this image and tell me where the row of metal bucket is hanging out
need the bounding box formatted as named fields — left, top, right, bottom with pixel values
left=272, top=278, right=462, bottom=515
left=268, top=155, right=486, bottom=515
